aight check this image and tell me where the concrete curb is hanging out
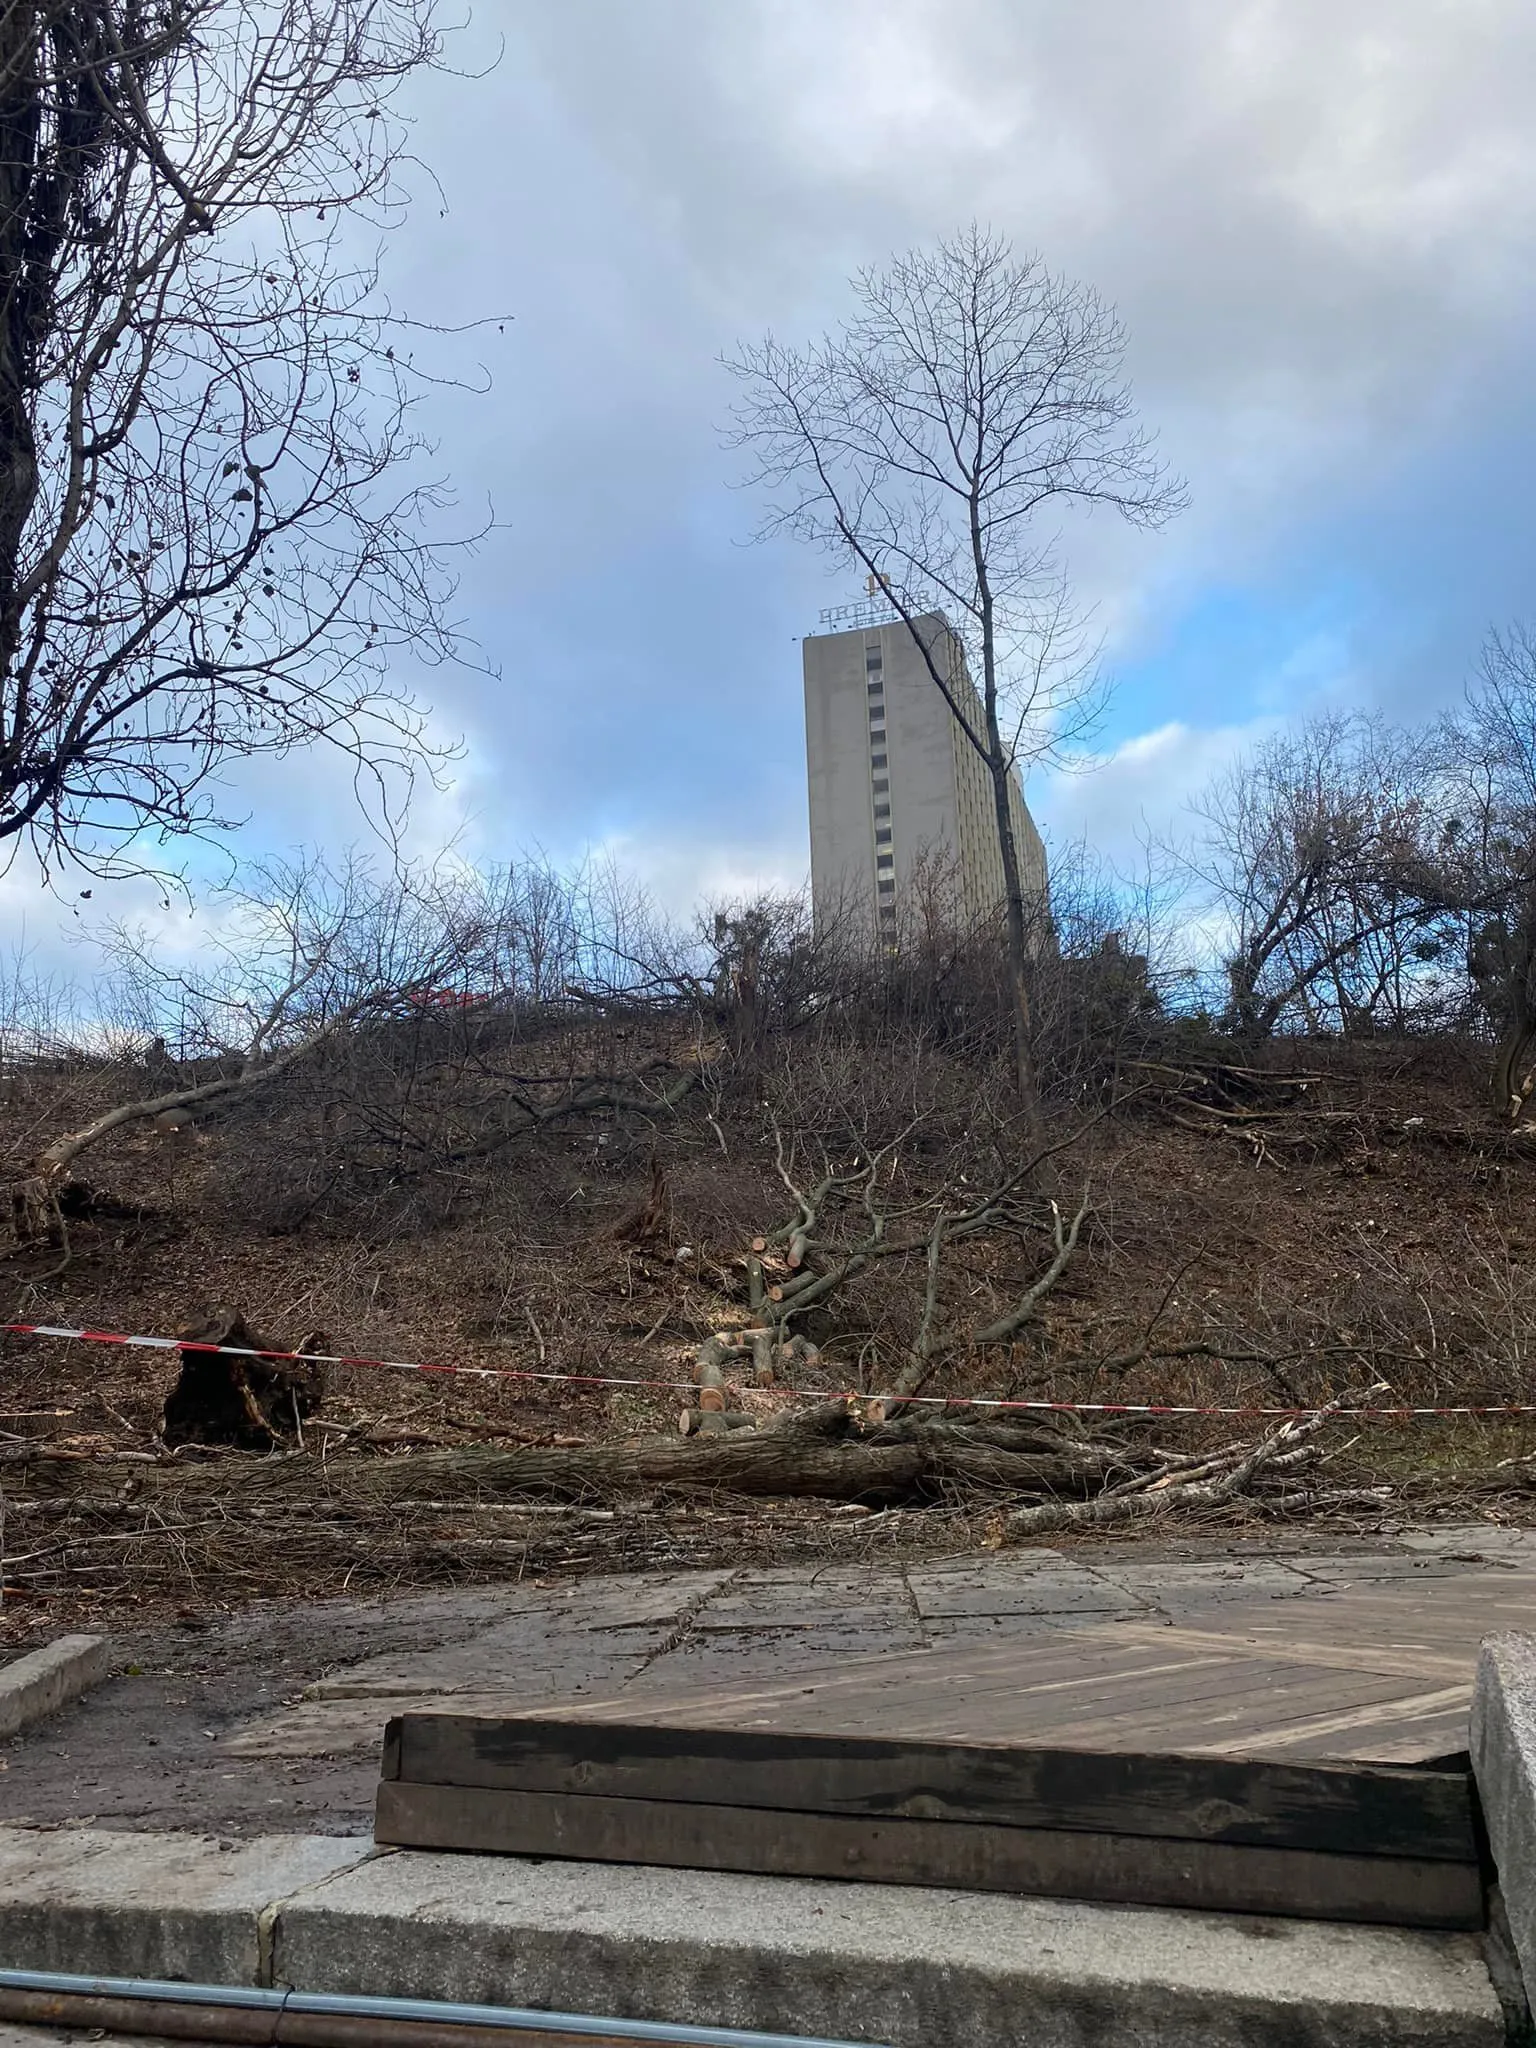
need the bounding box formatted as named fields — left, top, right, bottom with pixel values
left=1472, top=1633, right=1536, bottom=2024
left=0, top=1829, right=372, bottom=1985
left=0, top=1635, right=113, bottom=1742
left=0, top=1826, right=1506, bottom=2048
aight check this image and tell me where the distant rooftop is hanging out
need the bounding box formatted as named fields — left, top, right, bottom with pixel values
left=815, top=576, right=939, bottom=635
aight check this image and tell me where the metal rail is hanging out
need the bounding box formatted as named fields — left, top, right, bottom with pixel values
left=0, top=1969, right=888, bottom=2048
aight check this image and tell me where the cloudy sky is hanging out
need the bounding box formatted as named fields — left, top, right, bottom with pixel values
left=10, top=0, right=1536, bottom=973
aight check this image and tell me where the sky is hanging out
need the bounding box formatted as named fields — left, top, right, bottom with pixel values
left=8, top=0, right=1536, bottom=979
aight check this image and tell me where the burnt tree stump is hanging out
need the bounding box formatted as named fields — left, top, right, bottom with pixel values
left=162, top=1308, right=327, bottom=1450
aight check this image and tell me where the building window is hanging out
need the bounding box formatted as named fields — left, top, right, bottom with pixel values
left=873, top=802, right=890, bottom=820
left=878, top=877, right=895, bottom=895
left=872, top=777, right=889, bottom=794
left=867, top=678, right=883, bottom=694
left=870, top=752, right=887, bottom=770
left=866, top=649, right=882, bottom=669
left=875, top=827, right=892, bottom=845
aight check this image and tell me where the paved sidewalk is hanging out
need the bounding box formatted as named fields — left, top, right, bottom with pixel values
left=4, top=1527, right=1534, bottom=1836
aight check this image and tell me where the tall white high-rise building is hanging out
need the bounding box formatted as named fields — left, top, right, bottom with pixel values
left=802, top=605, right=1049, bottom=941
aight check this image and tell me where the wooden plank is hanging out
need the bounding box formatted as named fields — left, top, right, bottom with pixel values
left=1013, top=1667, right=1447, bottom=1752
left=1175, top=1684, right=1473, bottom=1760
left=1103, top=1622, right=1471, bottom=1682
left=388, top=1713, right=1478, bottom=1861
left=617, top=1644, right=1249, bottom=1728
left=594, top=1647, right=1423, bottom=1749
left=373, top=1780, right=1485, bottom=1930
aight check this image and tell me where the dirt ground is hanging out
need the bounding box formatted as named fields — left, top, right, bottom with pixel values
left=2, top=1034, right=1535, bottom=1646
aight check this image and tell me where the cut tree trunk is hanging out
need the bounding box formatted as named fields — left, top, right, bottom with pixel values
left=20, top=1403, right=1128, bottom=1511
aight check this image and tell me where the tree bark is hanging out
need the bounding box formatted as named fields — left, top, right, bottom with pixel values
left=974, top=516, right=1045, bottom=1148
left=18, top=1404, right=1119, bottom=1510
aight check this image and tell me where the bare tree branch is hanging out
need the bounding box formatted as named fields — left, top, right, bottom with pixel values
left=0, top=0, right=491, bottom=880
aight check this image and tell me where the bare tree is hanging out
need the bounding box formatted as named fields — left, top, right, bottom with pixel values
left=1442, top=626, right=1536, bottom=1117
left=1180, top=713, right=1450, bottom=1040
left=0, top=0, right=482, bottom=880
left=10, top=848, right=484, bottom=1249
left=3, top=848, right=737, bottom=1247
left=727, top=225, right=1184, bottom=1127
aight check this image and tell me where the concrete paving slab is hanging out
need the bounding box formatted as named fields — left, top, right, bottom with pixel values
left=1471, top=1632, right=1536, bottom=2008
left=899, top=1548, right=1071, bottom=1576
left=272, top=1844, right=1505, bottom=2048
left=693, top=1595, right=913, bottom=1634
left=905, top=1564, right=1143, bottom=1619
left=303, top=1637, right=658, bottom=1698
left=623, top=1629, right=922, bottom=1684
left=918, top=1608, right=1111, bottom=1643
left=0, top=1638, right=113, bottom=1742
left=1284, top=1556, right=1495, bottom=1586
left=1095, top=1561, right=1317, bottom=1606
left=1398, top=1528, right=1536, bottom=1558
left=220, top=1694, right=489, bottom=1758
left=536, top=1571, right=737, bottom=1631
left=0, top=1827, right=370, bottom=1983
left=293, top=1582, right=722, bottom=1697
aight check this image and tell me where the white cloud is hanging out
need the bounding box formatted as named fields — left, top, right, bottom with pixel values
left=1033, top=717, right=1278, bottom=874
left=591, top=827, right=809, bottom=927
left=7, top=0, right=1536, bottom=979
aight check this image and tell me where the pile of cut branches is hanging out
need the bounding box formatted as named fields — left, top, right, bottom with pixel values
left=1125, top=1058, right=1359, bottom=1164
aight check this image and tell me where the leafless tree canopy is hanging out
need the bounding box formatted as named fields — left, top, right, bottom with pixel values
left=726, top=227, right=1181, bottom=690
left=0, top=0, right=476, bottom=877
left=1145, top=632, right=1536, bottom=1115
left=1181, top=714, right=1451, bottom=1040
left=726, top=225, right=1184, bottom=1120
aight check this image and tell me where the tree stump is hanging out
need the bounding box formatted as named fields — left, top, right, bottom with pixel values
left=162, top=1308, right=327, bottom=1450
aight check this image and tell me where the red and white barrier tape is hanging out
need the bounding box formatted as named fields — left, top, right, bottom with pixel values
left=4, top=1319, right=1536, bottom=1421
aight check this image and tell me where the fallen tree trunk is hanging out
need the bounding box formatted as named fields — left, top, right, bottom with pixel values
left=7, top=1394, right=1368, bottom=1526
left=14, top=1402, right=1125, bottom=1510
left=8, top=999, right=366, bottom=1252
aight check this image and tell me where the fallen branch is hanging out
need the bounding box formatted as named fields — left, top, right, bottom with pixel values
left=1001, top=1386, right=1382, bottom=1541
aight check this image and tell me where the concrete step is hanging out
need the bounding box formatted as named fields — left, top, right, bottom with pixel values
left=0, top=1825, right=1507, bottom=2048
left=0, top=2032, right=197, bottom=2046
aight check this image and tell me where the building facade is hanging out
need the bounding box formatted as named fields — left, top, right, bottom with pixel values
left=802, top=608, right=1049, bottom=942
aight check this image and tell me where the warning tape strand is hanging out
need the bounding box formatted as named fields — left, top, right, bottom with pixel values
left=3, top=1319, right=1536, bottom=1421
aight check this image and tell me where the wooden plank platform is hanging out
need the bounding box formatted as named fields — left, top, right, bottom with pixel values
left=375, top=1711, right=1486, bottom=1929
left=223, top=1542, right=1536, bottom=1772
left=552, top=1572, right=1536, bottom=1764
